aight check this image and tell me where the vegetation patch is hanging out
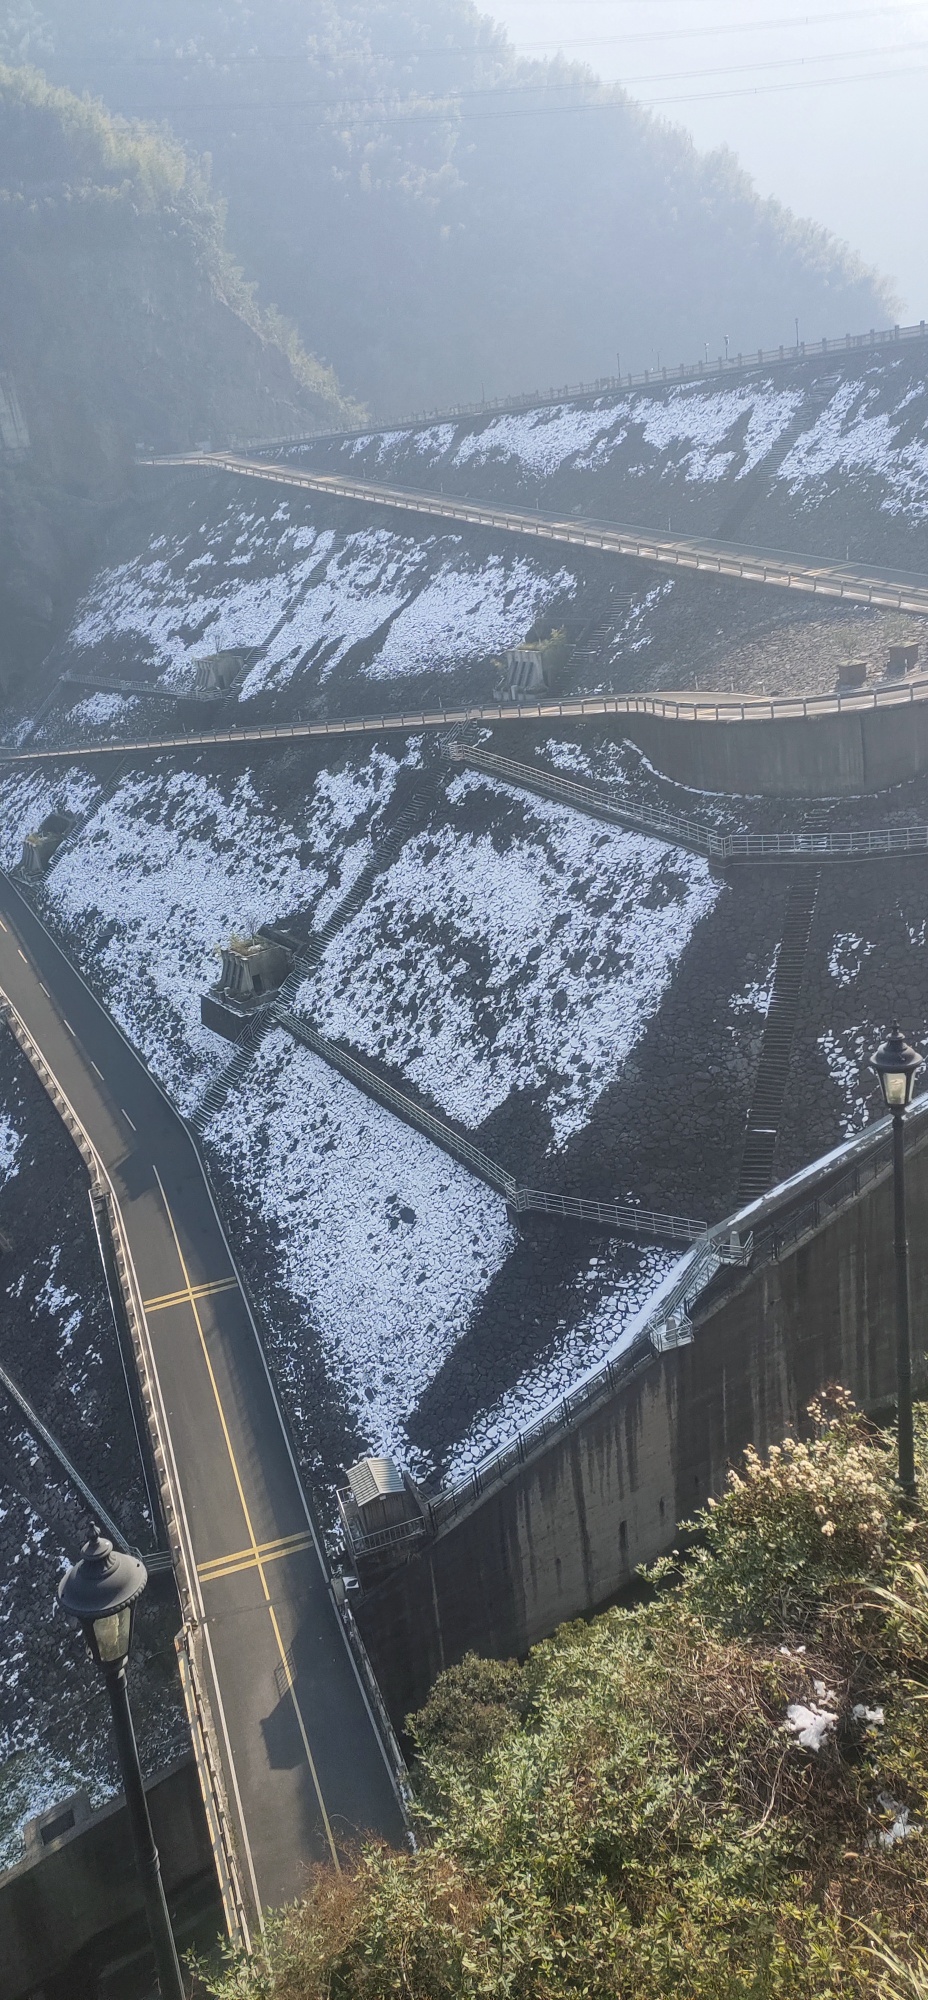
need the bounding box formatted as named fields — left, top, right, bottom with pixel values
left=210, top=1392, right=928, bottom=1998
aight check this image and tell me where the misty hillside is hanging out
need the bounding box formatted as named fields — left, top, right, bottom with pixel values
left=1, top=0, right=895, bottom=416
left=0, top=64, right=354, bottom=687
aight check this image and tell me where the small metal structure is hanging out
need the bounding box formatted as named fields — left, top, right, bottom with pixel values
left=20, top=810, right=73, bottom=878
left=337, top=1456, right=428, bottom=1574
left=214, top=932, right=291, bottom=1007
left=495, top=628, right=569, bottom=702
left=886, top=643, right=920, bottom=678
left=836, top=659, right=868, bottom=690
left=193, top=649, right=247, bottom=694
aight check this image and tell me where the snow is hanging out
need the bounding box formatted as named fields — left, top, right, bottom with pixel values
left=39, top=751, right=416, bottom=1113
left=0, top=766, right=100, bottom=871
left=361, top=552, right=575, bottom=683
left=42, top=766, right=322, bottom=1111
left=443, top=382, right=803, bottom=485
left=777, top=376, right=928, bottom=519
left=0, top=1111, right=22, bottom=1187
left=296, top=768, right=720, bottom=1146
left=827, top=932, right=875, bottom=987
left=67, top=692, right=138, bottom=727
left=206, top=1028, right=516, bottom=1472
left=784, top=1701, right=838, bottom=1752
left=69, top=506, right=575, bottom=704
left=818, top=1026, right=874, bottom=1136
left=445, top=1244, right=681, bottom=1479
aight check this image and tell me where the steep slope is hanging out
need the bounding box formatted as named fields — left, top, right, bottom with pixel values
left=0, top=64, right=354, bottom=690
left=4, top=0, right=894, bottom=414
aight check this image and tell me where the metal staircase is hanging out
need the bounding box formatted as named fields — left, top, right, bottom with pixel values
left=736, top=869, right=821, bottom=1203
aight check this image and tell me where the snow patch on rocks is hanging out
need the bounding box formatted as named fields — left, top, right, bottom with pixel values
left=297, top=769, right=720, bottom=1145
left=206, top=1028, right=516, bottom=1472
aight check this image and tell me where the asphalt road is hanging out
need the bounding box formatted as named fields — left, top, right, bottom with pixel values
left=151, top=450, right=928, bottom=615
left=0, top=874, right=405, bottom=1922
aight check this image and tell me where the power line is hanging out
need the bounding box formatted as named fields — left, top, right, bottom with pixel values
left=43, top=3, right=925, bottom=67
left=107, top=43, right=928, bottom=119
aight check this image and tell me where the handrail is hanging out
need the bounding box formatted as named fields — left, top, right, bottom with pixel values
left=8, top=673, right=928, bottom=769
left=273, top=1003, right=714, bottom=1247
left=141, top=450, right=928, bottom=619
left=223, top=317, right=928, bottom=453
left=450, top=744, right=928, bottom=864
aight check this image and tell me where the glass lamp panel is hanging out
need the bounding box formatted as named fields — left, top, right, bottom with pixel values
left=92, top=1606, right=131, bottom=1663
left=883, top=1071, right=909, bottom=1107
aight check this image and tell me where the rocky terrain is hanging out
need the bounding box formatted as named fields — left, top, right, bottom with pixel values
left=0, top=1029, right=186, bottom=1868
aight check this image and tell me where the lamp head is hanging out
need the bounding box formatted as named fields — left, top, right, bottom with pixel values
left=870, top=1023, right=924, bottom=1112
left=57, top=1523, right=147, bottom=1671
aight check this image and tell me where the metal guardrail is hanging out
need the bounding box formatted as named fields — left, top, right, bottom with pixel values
left=514, top=1186, right=709, bottom=1245
left=450, top=744, right=928, bottom=865
left=10, top=673, right=928, bottom=769
left=273, top=1004, right=714, bottom=1247
left=229, top=317, right=928, bottom=452
left=427, top=1103, right=928, bottom=1532
left=338, top=1504, right=428, bottom=1558
left=274, top=1004, right=518, bottom=1198
left=144, top=451, right=928, bottom=620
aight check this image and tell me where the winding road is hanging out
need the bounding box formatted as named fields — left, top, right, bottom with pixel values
left=0, top=877, right=405, bottom=1931
left=148, top=449, right=928, bottom=617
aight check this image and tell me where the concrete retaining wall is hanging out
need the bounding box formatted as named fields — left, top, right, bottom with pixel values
left=358, top=1131, right=928, bottom=1725
left=0, top=1755, right=216, bottom=2000
left=620, top=695, right=928, bottom=797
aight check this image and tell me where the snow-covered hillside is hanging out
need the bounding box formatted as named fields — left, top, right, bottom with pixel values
left=302, top=351, right=928, bottom=556
left=295, top=768, right=720, bottom=1147
left=57, top=496, right=577, bottom=713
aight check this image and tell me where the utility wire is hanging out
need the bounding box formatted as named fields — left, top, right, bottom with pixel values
left=58, top=3, right=927, bottom=65
left=116, top=45, right=928, bottom=119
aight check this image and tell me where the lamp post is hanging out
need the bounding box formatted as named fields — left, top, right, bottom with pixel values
left=58, top=1525, right=186, bottom=2000
left=870, top=1024, right=924, bottom=1497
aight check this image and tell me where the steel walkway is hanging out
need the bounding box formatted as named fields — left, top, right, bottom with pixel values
left=6, top=673, right=928, bottom=770
left=145, top=449, right=928, bottom=618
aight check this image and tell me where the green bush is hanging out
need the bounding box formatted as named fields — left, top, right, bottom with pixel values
left=210, top=1397, right=928, bottom=1999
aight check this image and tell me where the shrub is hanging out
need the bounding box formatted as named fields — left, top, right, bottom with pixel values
left=209, top=1396, right=928, bottom=1999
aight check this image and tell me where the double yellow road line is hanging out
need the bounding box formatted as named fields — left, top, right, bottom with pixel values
left=197, top=1529, right=315, bottom=1585
left=143, top=1275, right=238, bottom=1314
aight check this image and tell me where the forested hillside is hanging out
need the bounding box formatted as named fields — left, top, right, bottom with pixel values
left=1, top=0, right=894, bottom=415
left=0, top=65, right=352, bottom=687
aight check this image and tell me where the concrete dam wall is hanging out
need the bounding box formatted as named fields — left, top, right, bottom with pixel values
left=358, top=1117, right=928, bottom=1725
left=620, top=687, right=928, bottom=798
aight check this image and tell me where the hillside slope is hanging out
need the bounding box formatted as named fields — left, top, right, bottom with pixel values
left=0, top=64, right=354, bottom=688
left=5, top=0, right=894, bottom=414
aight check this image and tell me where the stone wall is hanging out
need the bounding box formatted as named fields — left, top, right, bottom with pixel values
left=358, top=1123, right=928, bottom=1725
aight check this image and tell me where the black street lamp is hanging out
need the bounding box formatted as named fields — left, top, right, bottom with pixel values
left=870, top=1024, right=924, bottom=1497
left=58, top=1525, right=186, bottom=2000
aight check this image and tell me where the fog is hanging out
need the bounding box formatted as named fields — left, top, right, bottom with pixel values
left=493, top=0, right=928, bottom=321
